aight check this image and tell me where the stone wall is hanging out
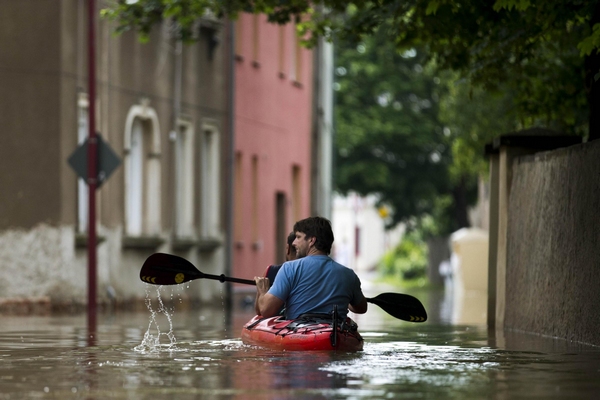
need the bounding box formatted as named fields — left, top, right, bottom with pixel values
left=505, top=139, right=600, bottom=345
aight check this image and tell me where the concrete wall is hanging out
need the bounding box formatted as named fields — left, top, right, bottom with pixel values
left=504, top=139, right=600, bottom=345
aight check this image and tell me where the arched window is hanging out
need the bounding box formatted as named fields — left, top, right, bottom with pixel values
left=124, top=101, right=162, bottom=237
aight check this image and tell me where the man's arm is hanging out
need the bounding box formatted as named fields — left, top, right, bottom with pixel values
left=254, top=276, right=285, bottom=317
left=349, top=295, right=368, bottom=314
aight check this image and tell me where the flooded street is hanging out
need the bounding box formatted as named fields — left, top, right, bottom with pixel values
left=1, top=285, right=600, bottom=399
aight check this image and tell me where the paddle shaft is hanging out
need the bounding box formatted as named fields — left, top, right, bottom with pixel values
left=204, top=272, right=256, bottom=286
left=203, top=272, right=376, bottom=300
left=196, top=271, right=391, bottom=309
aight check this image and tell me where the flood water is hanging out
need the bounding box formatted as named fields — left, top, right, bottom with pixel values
left=1, top=285, right=600, bottom=399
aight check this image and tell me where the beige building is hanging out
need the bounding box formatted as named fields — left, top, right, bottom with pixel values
left=0, top=1, right=230, bottom=309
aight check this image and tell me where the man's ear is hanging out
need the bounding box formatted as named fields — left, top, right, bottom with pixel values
left=308, top=236, right=316, bottom=247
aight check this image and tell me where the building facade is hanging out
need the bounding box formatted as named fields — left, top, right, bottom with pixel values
left=331, top=193, right=404, bottom=273
left=0, top=0, right=229, bottom=309
left=231, top=14, right=314, bottom=283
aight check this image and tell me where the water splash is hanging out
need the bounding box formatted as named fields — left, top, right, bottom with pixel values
left=134, top=285, right=179, bottom=353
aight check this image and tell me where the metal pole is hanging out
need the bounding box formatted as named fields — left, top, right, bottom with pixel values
left=224, top=19, right=236, bottom=318
left=87, top=0, right=98, bottom=341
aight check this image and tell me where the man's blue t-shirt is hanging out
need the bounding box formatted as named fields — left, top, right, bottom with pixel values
left=268, top=255, right=364, bottom=320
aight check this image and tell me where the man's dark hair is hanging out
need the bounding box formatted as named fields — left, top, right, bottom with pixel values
left=293, top=216, right=334, bottom=254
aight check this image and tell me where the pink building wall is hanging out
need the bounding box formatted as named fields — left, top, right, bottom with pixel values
left=232, top=14, right=313, bottom=283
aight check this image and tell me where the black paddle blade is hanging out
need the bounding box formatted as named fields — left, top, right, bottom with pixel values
left=366, top=292, right=427, bottom=322
left=140, top=253, right=204, bottom=285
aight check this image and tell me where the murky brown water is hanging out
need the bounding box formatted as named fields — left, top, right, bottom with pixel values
left=1, top=286, right=600, bottom=399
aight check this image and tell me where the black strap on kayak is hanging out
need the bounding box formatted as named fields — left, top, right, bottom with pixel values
left=284, top=314, right=331, bottom=333
left=295, top=313, right=332, bottom=321
left=330, top=305, right=338, bottom=348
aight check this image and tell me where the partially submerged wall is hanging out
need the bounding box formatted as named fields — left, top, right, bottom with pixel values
left=0, top=224, right=152, bottom=312
left=505, top=139, right=600, bottom=345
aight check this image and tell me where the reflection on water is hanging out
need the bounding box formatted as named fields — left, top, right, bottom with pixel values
left=1, top=287, right=600, bottom=399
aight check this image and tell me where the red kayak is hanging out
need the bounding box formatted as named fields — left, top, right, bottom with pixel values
left=241, top=314, right=364, bottom=351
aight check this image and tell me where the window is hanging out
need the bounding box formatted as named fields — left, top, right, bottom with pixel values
left=251, top=155, right=259, bottom=243
left=294, top=33, right=303, bottom=85
left=124, top=101, right=162, bottom=237
left=174, top=119, right=195, bottom=238
left=289, top=26, right=303, bottom=84
left=278, top=25, right=286, bottom=77
left=235, top=17, right=244, bottom=59
left=77, top=93, right=89, bottom=234
left=252, top=14, right=260, bottom=66
left=200, top=121, right=221, bottom=238
left=234, top=152, right=243, bottom=244
left=127, top=118, right=144, bottom=235
left=292, top=165, right=301, bottom=222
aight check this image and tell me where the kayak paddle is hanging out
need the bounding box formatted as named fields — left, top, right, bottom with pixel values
left=140, top=252, right=427, bottom=323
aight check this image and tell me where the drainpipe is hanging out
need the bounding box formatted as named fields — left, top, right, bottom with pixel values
left=224, top=19, right=236, bottom=315
left=170, top=39, right=183, bottom=243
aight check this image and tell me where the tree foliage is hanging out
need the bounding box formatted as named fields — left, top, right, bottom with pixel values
left=334, top=33, right=456, bottom=230
left=103, top=0, right=600, bottom=232
left=438, top=73, right=519, bottom=182
left=103, top=0, right=600, bottom=136
left=333, top=26, right=521, bottom=234
left=380, top=231, right=427, bottom=283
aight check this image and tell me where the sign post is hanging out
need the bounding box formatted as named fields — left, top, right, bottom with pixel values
left=87, top=0, right=98, bottom=343
left=68, top=131, right=121, bottom=342
left=68, top=1, right=121, bottom=345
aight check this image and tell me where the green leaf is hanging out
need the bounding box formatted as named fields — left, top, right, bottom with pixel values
left=578, top=24, right=600, bottom=57
left=425, top=1, right=441, bottom=15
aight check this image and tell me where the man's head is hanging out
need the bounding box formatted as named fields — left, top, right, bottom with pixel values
left=292, top=216, right=334, bottom=256
left=285, top=231, right=297, bottom=261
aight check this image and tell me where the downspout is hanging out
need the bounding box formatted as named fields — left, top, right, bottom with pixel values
left=170, top=39, right=183, bottom=244
left=310, top=9, right=334, bottom=220
left=224, top=19, right=236, bottom=315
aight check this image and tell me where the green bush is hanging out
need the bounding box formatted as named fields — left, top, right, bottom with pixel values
left=380, top=233, right=427, bottom=282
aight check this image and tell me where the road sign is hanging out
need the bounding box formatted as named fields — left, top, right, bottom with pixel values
left=68, top=133, right=121, bottom=188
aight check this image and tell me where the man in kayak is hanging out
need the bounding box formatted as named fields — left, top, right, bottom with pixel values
left=254, top=216, right=368, bottom=320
